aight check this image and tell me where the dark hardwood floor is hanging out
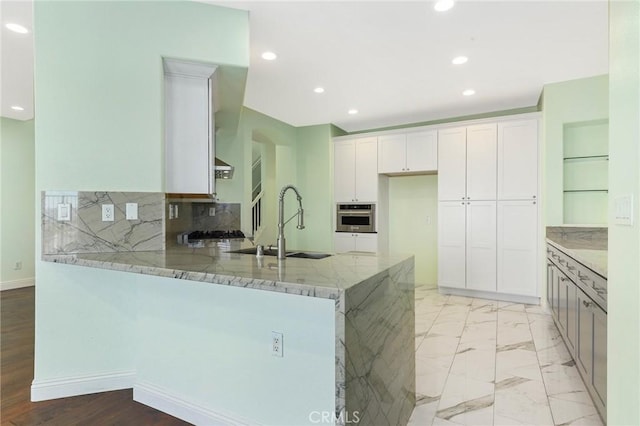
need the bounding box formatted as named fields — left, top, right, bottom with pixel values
left=1, top=287, right=192, bottom=426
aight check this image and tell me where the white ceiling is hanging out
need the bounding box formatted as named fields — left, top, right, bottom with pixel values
left=1, top=0, right=34, bottom=121
left=2, top=1, right=608, bottom=132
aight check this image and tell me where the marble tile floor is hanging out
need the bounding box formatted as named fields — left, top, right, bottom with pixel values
left=408, top=287, right=603, bottom=426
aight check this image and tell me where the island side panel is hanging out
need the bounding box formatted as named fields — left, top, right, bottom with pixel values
left=343, top=256, right=415, bottom=426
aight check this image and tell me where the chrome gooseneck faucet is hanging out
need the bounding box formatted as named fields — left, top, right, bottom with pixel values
left=277, top=184, right=305, bottom=259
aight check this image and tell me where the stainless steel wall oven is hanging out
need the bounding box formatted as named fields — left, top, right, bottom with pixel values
left=336, top=204, right=376, bottom=233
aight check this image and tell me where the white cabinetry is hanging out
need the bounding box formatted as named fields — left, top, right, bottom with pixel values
left=466, top=201, right=497, bottom=292
left=438, top=117, right=540, bottom=301
left=437, top=127, right=467, bottom=201
left=334, top=233, right=378, bottom=253
left=437, top=202, right=466, bottom=289
left=437, top=124, right=497, bottom=201
left=164, top=59, right=217, bottom=194
left=498, top=120, right=539, bottom=200
left=438, top=200, right=498, bottom=292
left=466, top=124, right=497, bottom=200
left=334, top=137, right=378, bottom=203
left=497, top=200, right=538, bottom=296
left=378, top=131, right=437, bottom=175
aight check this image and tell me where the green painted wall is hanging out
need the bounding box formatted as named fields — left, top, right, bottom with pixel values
left=33, top=2, right=336, bottom=423
left=0, top=118, right=35, bottom=287
left=541, top=75, right=609, bottom=225
left=388, top=175, right=438, bottom=287
left=607, top=0, right=640, bottom=423
left=295, top=124, right=335, bottom=252
left=216, top=108, right=335, bottom=253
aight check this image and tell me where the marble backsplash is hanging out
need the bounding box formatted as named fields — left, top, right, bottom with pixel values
left=546, top=226, right=608, bottom=250
left=166, top=202, right=242, bottom=244
left=42, top=191, right=165, bottom=255
left=191, top=203, right=241, bottom=230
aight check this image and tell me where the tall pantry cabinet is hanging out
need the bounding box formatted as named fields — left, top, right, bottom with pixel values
left=437, top=117, right=540, bottom=301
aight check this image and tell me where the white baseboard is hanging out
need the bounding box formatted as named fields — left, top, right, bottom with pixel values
left=439, top=286, right=540, bottom=305
left=31, top=370, right=136, bottom=402
left=134, top=381, right=258, bottom=426
left=1, top=277, right=35, bottom=291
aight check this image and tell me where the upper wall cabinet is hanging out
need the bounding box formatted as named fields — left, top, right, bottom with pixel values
left=437, top=124, right=497, bottom=201
left=378, top=131, right=437, bottom=175
left=334, top=137, right=378, bottom=203
left=437, top=127, right=467, bottom=201
left=466, top=124, right=498, bottom=200
left=164, top=59, right=217, bottom=195
left=498, top=119, right=539, bottom=200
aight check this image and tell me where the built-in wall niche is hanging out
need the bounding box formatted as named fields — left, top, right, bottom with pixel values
left=563, top=119, right=609, bottom=224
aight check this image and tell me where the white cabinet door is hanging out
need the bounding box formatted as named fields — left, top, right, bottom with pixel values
left=438, top=127, right=467, bottom=201
left=354, top=137, right=378, bottom=202
left=437, top=201, right=467, bottom=289
left=466, top=200, right=497, bottom=292
left=406, top=131, right=438, bottom=173
left=334, top=233, right=355, bottom=253
left=165, top=74, right=211, bottom=194
left=498, top=119, right=539, bottom=200
left=334, top=140, right=357, bottom=203
left=497, top=200, right=538, bottom=296
left=466, top=124, right=497, bottom=200
left=334, top=233, right=377, bottom=253
left=354, top=233, right=378, bottom=252
left=378, top=134, right=406, bottom=174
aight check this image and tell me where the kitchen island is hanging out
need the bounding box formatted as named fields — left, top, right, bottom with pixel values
left=38, top=241, right=415, bottom=426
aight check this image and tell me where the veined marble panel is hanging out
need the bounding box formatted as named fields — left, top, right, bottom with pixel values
left=546, top=226, right=608, bottom=250
left=192, top=202, right=241, bottom=231
left=42, top=191, right=165, bottom=254
left=340, top=258, right=415, bottom=426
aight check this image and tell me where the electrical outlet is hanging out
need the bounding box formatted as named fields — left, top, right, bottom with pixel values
left=102, top=204, right=115, bottom=222
left=14, top=261, right=22, bottom=270
left=209, top=207, right=216, bottom=216
left=272, top=331, right=283, bottom=357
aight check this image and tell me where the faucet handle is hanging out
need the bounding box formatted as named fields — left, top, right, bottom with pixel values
left=297, top=208, right=305, bottom=229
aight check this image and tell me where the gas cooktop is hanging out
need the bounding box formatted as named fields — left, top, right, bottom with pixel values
left=187, top=230, right=245, bottom=240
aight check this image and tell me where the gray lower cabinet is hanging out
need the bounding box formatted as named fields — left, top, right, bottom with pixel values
left=547, top=243, right=606, bottom=422
left=593, top=300, right=607, bottom=409
left=558, top=271, right=577, bottom=352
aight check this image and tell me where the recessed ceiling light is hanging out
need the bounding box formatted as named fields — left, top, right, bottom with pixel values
left=462, top=89, right=476, bottom=96
left=314, top=87, right=325, bottom=94
left=5, top=23, right=29, bottom=34
left=452, top=56, right=468, bottom=65
left=261, top=51, right=277, bottom=61
left=10, top=105, right=25, bottom=111
left=348, top=109, right=358, bottom=115
left=434, top=0, right=455, bottom=12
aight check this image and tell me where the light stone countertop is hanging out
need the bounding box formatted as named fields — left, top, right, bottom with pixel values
left=42, top=240, right=414, bottom=300
left=546, top=239, right=608, bottom=278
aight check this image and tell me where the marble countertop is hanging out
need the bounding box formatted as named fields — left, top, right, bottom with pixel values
left=546, top=239, right=608, bottom=278
left=42, top=241, right=413, bottom=300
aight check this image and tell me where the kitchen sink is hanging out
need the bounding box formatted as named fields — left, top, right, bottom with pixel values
left=226, top=247, right=332, bottom=259
left=286, top=252, right=332, bottom=259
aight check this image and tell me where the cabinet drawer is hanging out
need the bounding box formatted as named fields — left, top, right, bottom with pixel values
left=547, top=244, right=579, bottom=281
left=576, top=264, right=607, bottom=312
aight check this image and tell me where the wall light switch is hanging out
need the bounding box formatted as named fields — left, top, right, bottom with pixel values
left=57, top=203, right=71, bottom=221
left=126, top=203, right=138, bottom=220
left=209, top=207, right=216, bottom=216
left=102, top=204, right=115, bottom=222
